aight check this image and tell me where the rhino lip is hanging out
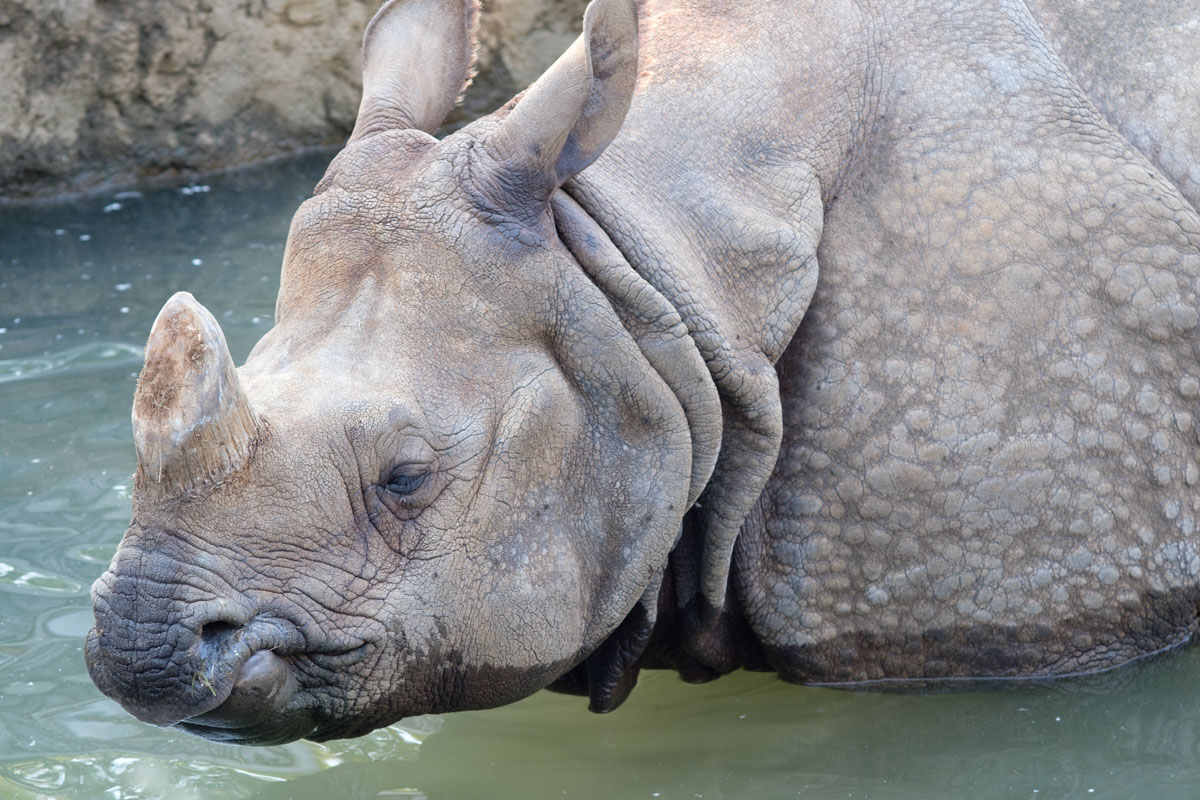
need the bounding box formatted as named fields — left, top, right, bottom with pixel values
left=176, top=640, right=372, bottom=721
left=173, top=643, right=375, bottom=745
left=175, top=713, right=319, bottom=745
left=303, top=641, right=373, bottom=667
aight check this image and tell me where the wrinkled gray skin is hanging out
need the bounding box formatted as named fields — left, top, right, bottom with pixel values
left=87, top=0, right=1200, bottom=744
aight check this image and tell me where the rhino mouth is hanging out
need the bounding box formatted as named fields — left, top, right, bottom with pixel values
left=175, top=641, right=393, bottom=744
left=175, top=711, right=320, bottom=745
left=85, top=601, right=376, bottom=740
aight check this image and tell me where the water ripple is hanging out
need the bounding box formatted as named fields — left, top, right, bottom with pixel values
left=0, top=559, right=84, bottom=596
left=0, top=343, right=142, bottom=384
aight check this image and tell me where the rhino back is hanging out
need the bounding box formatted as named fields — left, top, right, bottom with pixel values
left=1025, top=0, right=1200, bottom=210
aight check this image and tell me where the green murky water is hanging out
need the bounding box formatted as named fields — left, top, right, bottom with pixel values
left=3, top=154, right=1200, bottom=799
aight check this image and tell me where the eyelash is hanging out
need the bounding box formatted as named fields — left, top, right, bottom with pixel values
left=384, top=471, right=428, bottom=496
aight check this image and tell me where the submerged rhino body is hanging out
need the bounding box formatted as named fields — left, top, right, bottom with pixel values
left=87, top=0, right=1200, bottom=743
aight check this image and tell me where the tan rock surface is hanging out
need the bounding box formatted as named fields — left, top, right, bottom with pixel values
left=0, top=0, right=586, bottom=200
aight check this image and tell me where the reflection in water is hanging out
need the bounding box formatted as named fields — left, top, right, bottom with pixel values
left=0, top=342, right=143, bottom=384
left=0, top=560, right=83, bottom=595
left=2, top=152, right=1200, bottom=798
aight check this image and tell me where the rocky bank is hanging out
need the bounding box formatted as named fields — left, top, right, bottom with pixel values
left=0, top=0, right=587, bottom=200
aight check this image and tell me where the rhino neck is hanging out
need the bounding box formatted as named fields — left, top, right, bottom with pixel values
left=545, top=544, right=771, bottom=711
left=552, top=168, right=814, bottom=674
left=552, top=191, right=722, bottom=510
left=549, top=0, right=863, bottom=672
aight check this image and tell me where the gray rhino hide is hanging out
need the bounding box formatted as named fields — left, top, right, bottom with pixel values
left=86, top=0, right=1200, bottom=744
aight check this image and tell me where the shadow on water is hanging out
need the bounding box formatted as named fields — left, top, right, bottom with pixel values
left=2, top=153, right=1200, bottom=799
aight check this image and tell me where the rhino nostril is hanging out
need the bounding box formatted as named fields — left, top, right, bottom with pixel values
left=199, top=620, right=240, bottom=647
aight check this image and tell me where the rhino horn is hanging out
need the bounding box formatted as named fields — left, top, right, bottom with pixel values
left=491, top=0, right=638, bottom=198
left=132, top=292, right=261, bottom=496
left=349, top=0, right=480, bottom=141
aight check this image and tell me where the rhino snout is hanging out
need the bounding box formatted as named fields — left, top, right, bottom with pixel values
left=87, top=558, right=306, bottom=730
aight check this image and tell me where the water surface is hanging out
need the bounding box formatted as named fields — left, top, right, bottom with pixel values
left=2, top=154, right=1200, bottom=799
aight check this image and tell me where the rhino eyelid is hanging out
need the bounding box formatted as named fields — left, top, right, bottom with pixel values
left=382, top=466, right=432, bottom=496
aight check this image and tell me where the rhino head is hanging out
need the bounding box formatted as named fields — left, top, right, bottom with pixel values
left=86, top=0, right=717, bottom=744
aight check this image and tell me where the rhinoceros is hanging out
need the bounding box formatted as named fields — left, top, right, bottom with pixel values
left=87, top=0, right=1200, bottom=744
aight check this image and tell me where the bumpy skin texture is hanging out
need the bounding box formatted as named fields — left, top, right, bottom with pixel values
left=758, top=0, right=1200, bottom=681
left=1024, top=0, right=1200, bottom=210
left=571, top=0, right=1200, bottom=682
left=88, top=0, right=1200, bottom=743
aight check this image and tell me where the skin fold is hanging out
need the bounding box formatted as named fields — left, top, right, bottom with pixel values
left=87, top=0, right=1200, bottom=743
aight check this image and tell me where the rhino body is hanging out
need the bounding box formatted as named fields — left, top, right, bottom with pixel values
left=87, top=0, right=1200, bottom=743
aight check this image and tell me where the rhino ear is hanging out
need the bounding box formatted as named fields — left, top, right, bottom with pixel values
left=132, top=292, right=261, bottom=497
left=349, top=0, right=480, bottom=141
left=489, top=0, right=638, bottom=200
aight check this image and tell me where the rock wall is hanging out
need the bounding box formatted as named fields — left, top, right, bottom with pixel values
left=0, top=0, right=587, bottom=201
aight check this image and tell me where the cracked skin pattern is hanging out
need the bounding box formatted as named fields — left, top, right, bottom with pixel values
left=87, top=0, right=696, bottom=741
left=87, top=0, right=1200, bottom=743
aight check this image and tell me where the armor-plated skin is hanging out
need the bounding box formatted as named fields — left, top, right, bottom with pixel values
left=87, top=0, right=1200, bottom=743
left=565, top=0, right=1200, bottom=680
left=1025, top=0, right=1200, bottom=210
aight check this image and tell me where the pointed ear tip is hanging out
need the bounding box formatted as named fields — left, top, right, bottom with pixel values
left=364, top=0, right=482, bottom=50
left=580, top=0, right=640, bottom=87
left=357, top=0, right=482, bottom=136
left=362, top=0, right=398, bottom=43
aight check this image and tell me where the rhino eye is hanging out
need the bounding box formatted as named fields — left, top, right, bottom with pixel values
left=385, top=469, right=429, bottom=497
left=368, top=464, right=438, bottom=546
